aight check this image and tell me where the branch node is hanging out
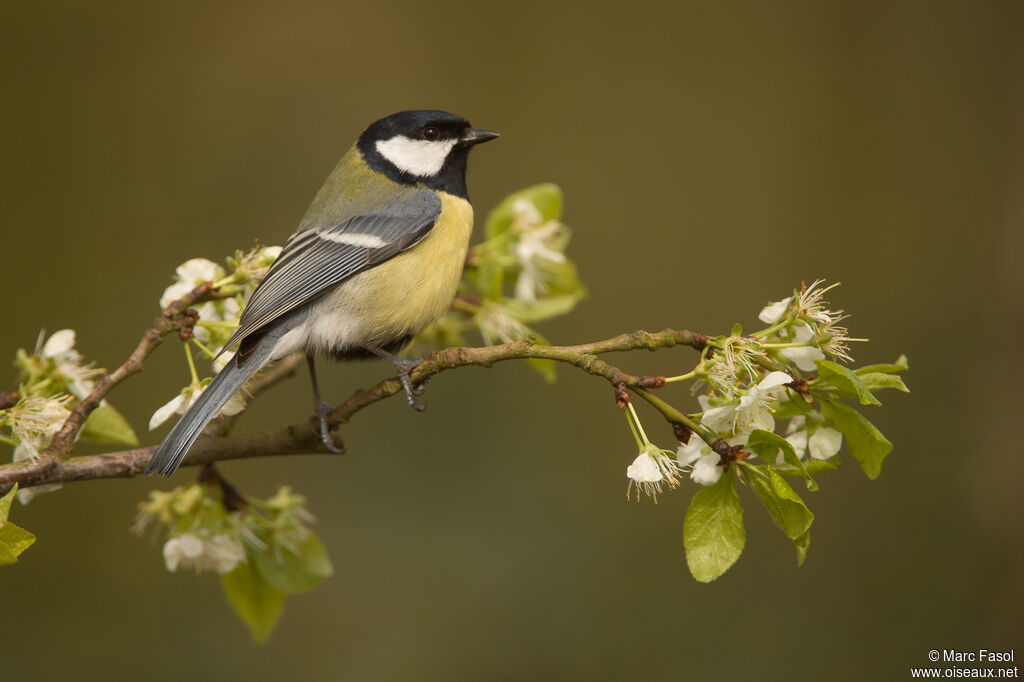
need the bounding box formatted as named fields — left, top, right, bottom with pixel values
left=614, top=384, right=631, bottom=409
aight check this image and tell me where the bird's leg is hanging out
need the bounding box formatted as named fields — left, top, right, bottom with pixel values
left=365, top=345, right=427, bottom=411
left=306, top=354, right=345, bottom=453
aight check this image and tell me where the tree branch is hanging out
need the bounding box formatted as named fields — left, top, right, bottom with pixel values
left=6, top=282, right=222, bottom=486
left=0, top=328, right=708, bottom=493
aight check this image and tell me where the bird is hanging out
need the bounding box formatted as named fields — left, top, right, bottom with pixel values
left=146, top=109, right=498, bottom=477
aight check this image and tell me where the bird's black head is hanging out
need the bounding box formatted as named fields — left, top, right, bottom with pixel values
left=358, top=110, right=498, bottom=199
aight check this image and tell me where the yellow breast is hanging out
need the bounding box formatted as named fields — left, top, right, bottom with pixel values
left=305, top=191, right=474, bottom=351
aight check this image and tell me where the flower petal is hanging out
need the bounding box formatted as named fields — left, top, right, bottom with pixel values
left=690, top=453, right=723, bottom=486
left=42, top=329, right=76, bottom=357
left=676, top=438, right=707, bottom=465
left=758, top=297, right=792, bottom=324
left=758, top=371, right=793, bottom=391
left=808, top=427, right=843, bottom=460
left=149, top=394, right=186, bottom=430
left=626, top=452, right=662, bottom=483
left=175, top=258, right=220, bottom=282
left=701, top=405, right=736, bottom=433
left=781, top=346, right=825, bottom=372
left=785, top=431, right=809, bottom=461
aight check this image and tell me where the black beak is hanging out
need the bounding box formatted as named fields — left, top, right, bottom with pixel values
left=461, top=128, right=499, bottom=146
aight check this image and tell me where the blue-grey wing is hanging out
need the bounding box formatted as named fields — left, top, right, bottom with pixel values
left=222, top=191, right=442, bottom=351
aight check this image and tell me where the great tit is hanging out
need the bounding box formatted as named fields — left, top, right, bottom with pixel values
left=146, top=110, right=498, bottom=477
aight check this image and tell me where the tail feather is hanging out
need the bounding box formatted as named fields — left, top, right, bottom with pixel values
left=146, top=358, right=263, bottom=477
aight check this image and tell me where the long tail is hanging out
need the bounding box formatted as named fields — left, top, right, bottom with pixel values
left=146, top=355, right=264, bottom=477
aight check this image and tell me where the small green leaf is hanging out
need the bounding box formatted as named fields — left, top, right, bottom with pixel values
left=815, top=360, right=881, bottom=406
left=794, top=530, right=811, bottom=566
left=855, top=355, right=909, bottom=375
left=683, top=470, right=746, bottom=582
left=221, top=557, right=286, bottom=643
left=0, top=485, right=36, bottom=566
left=484, top=184, right=563, bottom=239
left=251, top=534, right=333, bottom=594
left=856, top=372, right=910, bottom=393
left=776, top=456, right=840, bottom=478
left=773, top=397, right=813, bottom=419
left=506, top=292, right=585, bottom=323
left=473, top=258, right=505, bottom=301
left=81, top=404, right=139, bottom=446
left=747, top=429, right=817, bottom=491
left=730, top=323, right=743, bottom=337
left=522, top=328, right=557, bottom=383
left=0, top=484, right=16, bottom=522
left=527, top=358, right=557, bottom=383
left=819, top=398, right=892, bottom=479
left=0, top=522, right=36, bottom=566
left=742, top=463, right=814, bottom=543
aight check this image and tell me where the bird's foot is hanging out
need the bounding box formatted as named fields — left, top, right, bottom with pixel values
left=365, top=346, right=428, bottom=411
left=396, top=363, right=427, bottom=412
left=314, top=396, right=346, bottom=454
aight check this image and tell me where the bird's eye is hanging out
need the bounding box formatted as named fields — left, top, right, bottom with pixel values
left=422, top=126, right=441, bottom=141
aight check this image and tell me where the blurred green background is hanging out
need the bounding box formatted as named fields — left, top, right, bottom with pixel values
left=2, top=1, right=1021, bottom=680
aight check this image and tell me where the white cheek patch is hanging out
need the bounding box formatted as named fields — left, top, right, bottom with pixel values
left=316, top=231, right=387, bottom=248
left=375, top=135, right=457, bottom=177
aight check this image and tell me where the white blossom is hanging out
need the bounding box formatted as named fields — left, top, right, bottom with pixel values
left=759, top=297, right=793, bottom=324
left=160, top=259, right=239, bottom=344
left=476, top=303, right=531, bottom=345
left=718, top=335, right=767, bottom=382
left=149, top=383, right=246, bottom=430
left=677, top=439, right=723, bottom=486
left=784, top=415, right=843, bottom=461
left=510, top=199, right=569, bottom=302
left=39, top=329, right=103, bottom=399
left=236, top=245, right=282, bottom=285
left=8, top=395, right=72, bottom=460
left=780, top=324, right=826, bottom=372
left=160, top=258, right=222, bottom=308
left=13, top=443, right=63, bottom=503
left=41, top=329, right=76, bottom=357
left=626, top=445, right=683, bottom=501
left=701, top=371, right=791, bottom=441
left=821, top=323, right=858, bottom=363
left=514, top=224, right=567, bottom=302
left=8, top=395, right=72, bottom=504
left=796, top=280, right=843, bottom=325
left=162, top=532, right=245, bottom=574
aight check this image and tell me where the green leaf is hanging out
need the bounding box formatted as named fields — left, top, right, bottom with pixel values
left=741, top=463, right=814, bottom=543
left=221, top=557, right=286, bottom=644
left=815, top=360, right=881, bottom=406
left=819, top=397, right=892, bottom=480
left=506, top=292, right=585, bottom=323
left=773, top=396, right=813, bottom=419
left=539, top=259, right=586, bottom=298
left=855, top=355, right=909, bottom=375
left=746, top=429, right=817, bottom=491
left=251, top=534, right=333, bottom=594
left=683, top=470, right=746, bottom=582
left=856, top=372, right=910, bottom=393
left=0, top=484, right=15, bottom=523
left=484, top=184, right=563, bottom=239
left=730, top=323, right=743, bottom=337
left=794, top=530, right=811, bottom=566
left=522, top=328, right=557, bottom=384
left=473, top=258, right=505, bottom=301
left=527, top=358, right=557, bottom=383
left=776, top=456, right=840, bottom=478
left=0, top=485, right=36, bottom=566
left=81, top=404, right=139, bottom=446
left=0, top=522, right=36, bottom=565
